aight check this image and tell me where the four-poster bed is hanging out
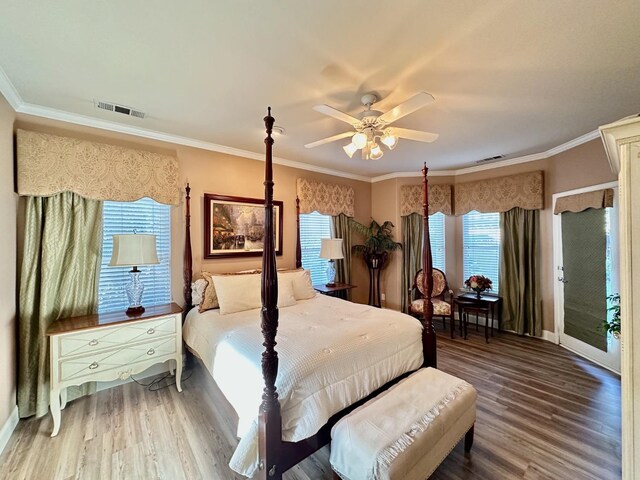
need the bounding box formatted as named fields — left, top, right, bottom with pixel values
left=182, top=108, right=437, bottom=479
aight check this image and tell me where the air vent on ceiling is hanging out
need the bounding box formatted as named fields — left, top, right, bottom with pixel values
left=95, top=100, right=145, bottom=119
left=475, top=154, right=505, bottom=164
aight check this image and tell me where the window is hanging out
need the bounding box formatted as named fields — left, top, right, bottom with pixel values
left=299, top=212, right=332, bottom=285
left=98, top=198, right=171, bottom=313
left=427, top=212, right=446, bottom=271
left=463, top=211, right=500, bottom=293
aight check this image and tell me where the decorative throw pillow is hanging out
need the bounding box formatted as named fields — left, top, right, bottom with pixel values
left=191, top=278, right=207, bottom=306
left=278, top=278, right=297, bottom=308
left=199, top=271, right=219, bottom=313
left=212, top=273, right=262, bottom=315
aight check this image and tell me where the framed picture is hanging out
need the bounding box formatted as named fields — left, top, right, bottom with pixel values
left=203, top=194, right=283, bottom=259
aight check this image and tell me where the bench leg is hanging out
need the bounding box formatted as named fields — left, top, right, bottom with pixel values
left=464, top=424, right=475, bottom=452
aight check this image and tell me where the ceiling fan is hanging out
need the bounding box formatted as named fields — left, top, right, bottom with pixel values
left=305, top=92, right=439, bottom=160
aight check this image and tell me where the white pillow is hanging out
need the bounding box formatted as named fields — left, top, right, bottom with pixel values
left=278, top=278, right=297, bottom=308
left=212, top=273, right=299, bottom=314
left=212, top=273, right=262, bottom=315
left=278, top=269, right=316, bottom=300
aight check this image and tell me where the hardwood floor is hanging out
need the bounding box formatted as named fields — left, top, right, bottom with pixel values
left=0, top=329, right=621, bottom=479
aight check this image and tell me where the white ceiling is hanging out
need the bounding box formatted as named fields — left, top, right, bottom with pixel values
left=1, top=0, right=639, bottom=177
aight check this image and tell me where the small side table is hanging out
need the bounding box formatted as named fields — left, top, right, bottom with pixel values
left=454, top=294, right=503, bottom=342
left=313, top=283, right=356, bottom=299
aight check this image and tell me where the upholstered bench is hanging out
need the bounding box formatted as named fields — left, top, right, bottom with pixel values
left=330, top=368, right=477, bottom=480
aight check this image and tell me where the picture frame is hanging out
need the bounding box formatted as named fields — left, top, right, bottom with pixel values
left=203, top=194, right=283, bottom=259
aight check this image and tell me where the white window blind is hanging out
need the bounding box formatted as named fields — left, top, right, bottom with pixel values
left=98, top=198, right=172, bottom=313
left=463, top=211, right=500, bottom=293
left=300, top=212, right=332, bottom=285
left=427, top=212, right=446, bottom=271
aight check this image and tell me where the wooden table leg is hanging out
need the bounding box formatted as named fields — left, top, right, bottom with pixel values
left=485, top=310, right=489, bottom=343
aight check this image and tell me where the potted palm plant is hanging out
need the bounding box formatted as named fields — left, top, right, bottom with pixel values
left=350, top=219, right=402, bottom=269
left=350, top=219, right=402, bottom=307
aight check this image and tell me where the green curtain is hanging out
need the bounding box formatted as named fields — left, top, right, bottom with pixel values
left=401, top=213, right=423, bottom=314
left=18, top=192, right=103, bottom=418
left=499, top=207, right=542, bottom=336
left=331, top=213, right=352, bottom=300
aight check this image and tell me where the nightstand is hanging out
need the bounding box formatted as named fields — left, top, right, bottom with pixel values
left=313, top=283, right=356, bottom=298
left=46, top=303, right=183, bottom=437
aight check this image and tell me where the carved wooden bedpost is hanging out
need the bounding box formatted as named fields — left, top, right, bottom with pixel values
left=258, top=107, right=283, bottom=480
left=421, top=163, right=437, bottom=368
left=295, top=196, right=302, bottom=269
left=183, top=183, right=193, bottom=312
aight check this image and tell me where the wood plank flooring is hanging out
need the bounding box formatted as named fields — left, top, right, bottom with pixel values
left=0, top=328, right=621, bottom=479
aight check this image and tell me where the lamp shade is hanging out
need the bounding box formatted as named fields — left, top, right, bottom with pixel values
left=109, top=234, right=159, bottom=266
left=319, top=238, right=344, bottom=260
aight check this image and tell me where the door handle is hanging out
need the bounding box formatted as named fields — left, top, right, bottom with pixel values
left=558, top=277, right=568, bottom=284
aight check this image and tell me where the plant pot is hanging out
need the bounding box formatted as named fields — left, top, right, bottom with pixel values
left=364, top=252, right=388, bottom=270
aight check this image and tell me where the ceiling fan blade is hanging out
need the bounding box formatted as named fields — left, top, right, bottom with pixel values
left=390, top=127, right=439, bottom=143
left=304, top=131, right=354, bottom=148
left=378, top=92, right=435, bottom=124
left=313, top=104, right=361, bottom=126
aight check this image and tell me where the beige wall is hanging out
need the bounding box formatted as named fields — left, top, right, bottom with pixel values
left=13, top=115, right=372, bottom=305
left=13, top=113, right=614, bottom=337
left=373, top=139, right=615, bottom=332
left=0, top=93, right=17, bottom=429
left=170, top=146, right=372, bottom=305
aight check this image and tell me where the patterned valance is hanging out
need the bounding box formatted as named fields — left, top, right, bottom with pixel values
left=400, top=184, right=452, bottom=216
left=554, top=188, right=614, bottom=215
left=455, top=171, right=544, bottom=215
left=17, top=129, right=179, bottom=205
left=296, top=178, right=355, bottom=217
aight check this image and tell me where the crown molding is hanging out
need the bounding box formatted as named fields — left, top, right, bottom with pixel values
left=14, top=103, right=371, bottom=182
left=370, top=130, right=600, bottom=182
left=0, top=65, right=601, bottom=184
left=0, top=66, right=23, bottom=110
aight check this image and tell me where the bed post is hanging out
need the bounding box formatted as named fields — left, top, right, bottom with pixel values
left=295, top=196, right=302, bottom=269
left=258, top=107, right=283, bottom=480
left=183, top=183, right=193, bottom=312
left=421, top=163, right=437, bottom=368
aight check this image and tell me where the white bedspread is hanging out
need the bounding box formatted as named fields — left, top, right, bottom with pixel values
left=182, top=294, right=423, bottom=477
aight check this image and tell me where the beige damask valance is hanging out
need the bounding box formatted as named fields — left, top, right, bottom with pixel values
left=554, top=188, right=614, bottom=215
left=455, top=170, right=544, bottom=215
left=17, top=130, right=179, bottom=205
left=400, top=184, right=452, bottom=216
left=296, top=178, right=355, bottom=217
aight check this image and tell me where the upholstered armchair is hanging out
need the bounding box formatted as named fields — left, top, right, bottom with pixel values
left=408, top=268, right=455, bottom=338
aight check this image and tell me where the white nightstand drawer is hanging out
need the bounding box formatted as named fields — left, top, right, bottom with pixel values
left=58, top=315, right=177, bottom=358
left=59, top=335, right=177, bottom=382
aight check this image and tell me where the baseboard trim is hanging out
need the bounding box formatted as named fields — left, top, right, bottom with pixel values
left=541, top=330, right=558, bottom=344
left=0, top=405, right=19, bottom=455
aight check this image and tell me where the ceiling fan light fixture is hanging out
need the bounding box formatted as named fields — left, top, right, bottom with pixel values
left=352, top=132, right=368, bottom=149
left=343, top=142, right=358, bottom=158
left=370, top=143, right=384, bottom=160
left=381, top=130, right=399, bottom=150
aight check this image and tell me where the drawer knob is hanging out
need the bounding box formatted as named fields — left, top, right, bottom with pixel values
left=147, top=348, right=155, bottom=356
left=89, top=362, right=99, bottom=370
left=147, top=328, right=155, bottom=335
left=88, top=339, right=99, bottom=346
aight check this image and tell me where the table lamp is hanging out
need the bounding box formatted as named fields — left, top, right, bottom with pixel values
left=109, top=234, right=159, bottom=316
left=319, top=238, right=344, bottom=287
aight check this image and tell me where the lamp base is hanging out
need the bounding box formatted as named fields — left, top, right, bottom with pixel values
left=126, top=306, right=145, bottom=316
left=325, top=260, right=337, bottom=287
